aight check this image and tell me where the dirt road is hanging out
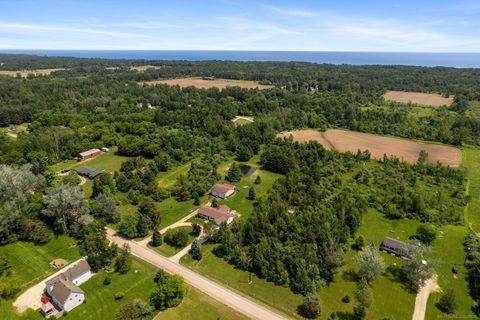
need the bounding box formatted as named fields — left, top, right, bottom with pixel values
left=106, top=228, right=288, bottom=320
left=412, top=275, right=440, bottom=320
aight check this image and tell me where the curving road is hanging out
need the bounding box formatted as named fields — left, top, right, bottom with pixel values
left=106, top=227, right=288, bottom=320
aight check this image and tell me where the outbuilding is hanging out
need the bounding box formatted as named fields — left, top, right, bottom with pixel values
left=381, top=237, right=412, bottom=258
left=210, top=184, right=235, bottom=199
left=78, top=149, right=102, bottom=161
left=74, top=166, right=103, bottom=179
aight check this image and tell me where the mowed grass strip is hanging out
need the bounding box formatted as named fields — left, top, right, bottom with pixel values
left=155, top=285, right=249, bottom=320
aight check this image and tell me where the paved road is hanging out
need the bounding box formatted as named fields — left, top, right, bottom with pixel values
left=106, top=228, right=288, bottom=320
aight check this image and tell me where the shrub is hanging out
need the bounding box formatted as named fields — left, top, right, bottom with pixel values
left=103, top=275, right=111, bottom=285
left=114, top=291, right=125, bottom=300
left=164, top=228, right=189, bottom=248
left=436, top=289, right=456, bottom=314
left=298, top=295, right=321, bottom=319
left=342, top=295, right=350, bottom=303
left=416, top=224, right=437, bottom=244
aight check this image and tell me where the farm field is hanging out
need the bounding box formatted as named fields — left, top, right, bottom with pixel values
left=384, top=90, right=454, bottom=106
left=278, top=129, right=462, bottom=166
left=0, top=68, right=65, bottom=78
left=140, top=77, right=274, bottom=90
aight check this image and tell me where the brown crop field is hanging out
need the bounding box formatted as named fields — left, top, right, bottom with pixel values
left=277, top=129, right=462, bottom=166
left=140, top=77, right=274, bottom=90
left=0, top=68, right=65, bottom=78
left=130, top=65, right=162, bottom=72
left=384, top=91, right=454, bottom=106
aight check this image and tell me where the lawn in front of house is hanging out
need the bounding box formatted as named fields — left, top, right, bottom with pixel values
left=0, top=235, right=80, bottom=320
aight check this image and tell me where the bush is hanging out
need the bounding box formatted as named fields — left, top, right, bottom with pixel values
left=416, top=224, right=437, bottom=244
left=164, top=228, right=190, bottom=248
left=298, top=295, right=321, bottom=319
left=191, top=223, right=201, bottom=237
left=115, top=298, right=152, bottom=320
left=150, top=229, right=163, bottom=247
left=436, top=289, right=456, bottom=314
left=341, top=295, right=350, bottom=303
left=352, top=235, right=365, bottom=250
left=150, top=274, right=184, bottom=310
left=114, top=291, right=125, bottom=300
left=103, top=275, right=111, bottom=285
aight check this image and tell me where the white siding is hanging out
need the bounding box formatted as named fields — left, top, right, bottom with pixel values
left=224, top=189, right=235, bottom=198
left=62, top=292, right=85, bottom=312
left=72, top=271, right=92, bottom=286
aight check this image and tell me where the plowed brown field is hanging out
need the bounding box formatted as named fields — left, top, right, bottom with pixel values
left=140, top=77, right=274, bottom=90
left=277, top=129, right=462, bottom=166
left=384, top=91, right=453, bottom=106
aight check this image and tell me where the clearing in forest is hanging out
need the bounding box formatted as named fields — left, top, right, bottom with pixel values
left=277, top=129, right=462, bottom=166
left=0, top=68, right=65, bottom=77
left=384, top=91, right=454, bottom=106
left=140, top=77, right=274, bottom=90
left=232, top=116, right=254, bottom=126
left=130, top=65, right=162, bottom=72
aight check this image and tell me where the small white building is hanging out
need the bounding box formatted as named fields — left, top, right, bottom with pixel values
left=45, top=259, right=92, bottom=312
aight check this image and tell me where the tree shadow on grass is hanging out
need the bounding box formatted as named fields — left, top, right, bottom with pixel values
left=385, top=264, right=416, bottom=293
left=341, top=268, right=359, bottom=282
left=335, top=311, right=356, bottom=320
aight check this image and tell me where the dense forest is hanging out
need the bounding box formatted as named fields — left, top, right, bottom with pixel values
left=1, top=53, right=480, bottom=316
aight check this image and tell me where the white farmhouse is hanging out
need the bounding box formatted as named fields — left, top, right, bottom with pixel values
left=45, top=259, right=92, bottom=312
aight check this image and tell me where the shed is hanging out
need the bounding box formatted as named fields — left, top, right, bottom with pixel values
left=74, top=166, right=103, bottom=179
left=381, top=237, right=412, bottom=257
left=210, top=184, right=235, bottom=199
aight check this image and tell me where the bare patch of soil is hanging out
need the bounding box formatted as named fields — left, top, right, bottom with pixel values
left=384, top=91, right=454, bottom=106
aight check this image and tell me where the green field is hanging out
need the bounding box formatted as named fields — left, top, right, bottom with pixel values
left=157, top=161, right=192, bottom=189
left=0, top=236, right=80, bottom=320
left=1, top=123, right=29, bottom=139
left=149, top=226, right=196, bottom=257
left=181, top=243, right=303, bottom=318
left=155, top=285, right=248, bottom=320
left=50, top=146, right=129, bottom=173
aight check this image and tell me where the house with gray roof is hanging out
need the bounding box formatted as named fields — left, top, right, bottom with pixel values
left=74, top=166, right=103, bottom=179
left=45, top=259, right=92, bottom=312
left=381, top=237, right=413, bottom=258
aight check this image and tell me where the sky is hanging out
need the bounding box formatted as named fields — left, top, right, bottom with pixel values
left=1, top=0, right=480, bottom=52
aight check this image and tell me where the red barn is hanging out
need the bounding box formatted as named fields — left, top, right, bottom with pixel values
left=78, top=149, right=101, bottom=161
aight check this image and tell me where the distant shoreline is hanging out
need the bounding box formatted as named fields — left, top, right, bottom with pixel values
left=1, top=50, right=480, bottom=68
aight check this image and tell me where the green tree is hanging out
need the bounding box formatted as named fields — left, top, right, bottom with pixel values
left=226, top=162, right=242, bottom=182
left=236, top=145, right=253, bottom=161
left=164, top=228, right=189, bottom=248
left=92, top=172, right=116, bottom=197
left=80, top=222, right=116, bottom=271
left=92, top=193, right=120, bottom=223
left=150, top=274, right=184, bottom=310
left=115, top=298, right=152, bottom=320
left=150, top=228, right=163, bottom=247
left=254, top=175, right=261, bottom=184
left=248, top=186, right=256, bottom=200
left=138, top=197, right=160, bottom=229
left=354, top=243, right=385, bottom=284
left=118, top=214, right=138, bottom=238
left=298, top=295, right=322, bottom=319
left=114, top=244, right=132, bottom=274
left=353, top=278, right=372, bottom=319
left=62, top=170, right=80, bottom=185
left=352, top=235, right=365, bottom=250
left=193, top=191, right=200, bottom=205
left=190, top=240, right=202, bottom=260
left=416, top=224, right=437, bottom=245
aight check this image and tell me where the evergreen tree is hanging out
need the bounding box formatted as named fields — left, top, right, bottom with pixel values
left=437, top=289, right=456, bottom=314
left=254, top=175, right=261, bottom=184
left=190, top=240, right=202, bottom=260
left=114, top=244, right=132, bottom=274
left=226, top=162, right=242, bottom=182
left=298, top=295, right=322, bottom=319
left=150, top=228, right=163, bottom=247
left=193, top=191, right=200, bottom=205
left=248, top=186, right=256, bottom=200
left=211, top=198, right=219, bottom=208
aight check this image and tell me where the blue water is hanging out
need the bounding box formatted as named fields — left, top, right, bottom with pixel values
left=1, top=50, right=480, bottom=68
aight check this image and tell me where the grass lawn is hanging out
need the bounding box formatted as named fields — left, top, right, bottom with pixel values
left=181, top=243, right=303, bottom=319
left=157, top=161, right=192, bottom=189
left=462, top=146, right=480, bottom=231
left=155, top=285, right=248, bottom=320
left=50, top=147, right=129, bottom=174
left=157, top=196, right=206, bottom=229
left=0, top=235, right=80, bottom=320
left=149, top=226, right=196, bottom=257
left=1, top=123, right=29, bottom=138
left=215, top=155, right=281, bottom=220
left=68, top=257, right=158, bottom=319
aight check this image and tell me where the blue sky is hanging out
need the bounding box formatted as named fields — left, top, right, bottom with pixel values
left=1, top=0, right=480, bottom=51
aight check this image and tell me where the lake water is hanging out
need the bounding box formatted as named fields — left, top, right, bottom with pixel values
left=1, top=50, right=480, bottom=68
